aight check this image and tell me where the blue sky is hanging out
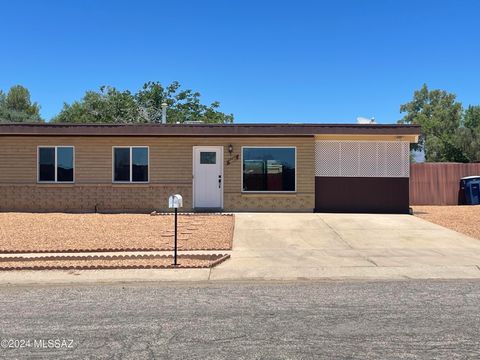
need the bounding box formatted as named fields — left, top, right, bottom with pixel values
left=1, top=0, right=479, bottom=123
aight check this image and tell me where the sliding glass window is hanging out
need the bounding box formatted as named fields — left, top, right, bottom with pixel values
left=242, top=147, right=296, bottom=192
left=113, top=147, right=149, bottom=183
left=38, top=146, right=74, bottom=183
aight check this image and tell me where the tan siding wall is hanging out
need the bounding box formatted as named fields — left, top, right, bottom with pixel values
left=0, top=136, right=315, bottom=212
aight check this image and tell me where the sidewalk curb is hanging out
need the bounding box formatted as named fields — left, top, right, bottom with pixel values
left=1, top=265, right=479, bottom=287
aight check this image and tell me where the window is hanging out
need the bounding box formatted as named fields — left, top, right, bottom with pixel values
left=38, top=146, right=74, bottom=183
left=200, top=152, right=216, bottom=164
left=242, top=147, right=296, bottom=192
left=113, top=147, right=149, bottom=183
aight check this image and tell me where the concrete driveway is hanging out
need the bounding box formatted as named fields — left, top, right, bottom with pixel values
left=211, top=213, right=480, bottom=280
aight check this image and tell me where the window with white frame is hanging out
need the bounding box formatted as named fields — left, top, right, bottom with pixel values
left=113, top=146, right=149, bottom=183
left=38, top=146, right=74, bottom=183
left=242, top=147, right=296, bottom=192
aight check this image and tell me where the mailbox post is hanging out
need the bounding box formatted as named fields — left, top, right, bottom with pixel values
left=168, top=194, right=183, bottom=265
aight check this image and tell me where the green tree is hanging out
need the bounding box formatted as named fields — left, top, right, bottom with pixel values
left=463, top=105, right=480, bottom=129
left=454, top=105, right=480, bottom=162
left=53, top=86, right=138, bottom=123
left=53, top=81, right=234, bottom=124
left=398, top=84, right=466, bottom=162
left=136, top=81, right=234, bottom=124
left=0, top=85, right=42, bottom=122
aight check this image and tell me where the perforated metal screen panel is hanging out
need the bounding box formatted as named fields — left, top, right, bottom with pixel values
left=315, top=141, right=410, bottom=177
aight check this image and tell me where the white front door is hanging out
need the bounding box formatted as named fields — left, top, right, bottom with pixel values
left=193, top=146, right=223, bottom=209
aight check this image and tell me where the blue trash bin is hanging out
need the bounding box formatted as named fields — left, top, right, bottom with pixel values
left=460, top=176, right=480, bottom=205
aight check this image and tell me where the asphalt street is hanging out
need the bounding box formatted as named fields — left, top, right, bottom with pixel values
left=0, top=280, right=479, bottom=359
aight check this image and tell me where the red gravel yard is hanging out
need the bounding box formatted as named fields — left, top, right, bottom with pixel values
left=413, top=206, right=480, bottom=240
left=0, top=213, right=234, bottom=253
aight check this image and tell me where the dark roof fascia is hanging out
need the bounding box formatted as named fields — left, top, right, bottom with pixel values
left=0, top=123, right=421, bottom=136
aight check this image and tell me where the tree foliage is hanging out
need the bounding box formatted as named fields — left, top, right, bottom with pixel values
left=53, top=81, right=234, bottom=124
left=398, top=84, right=480, bottom=162
left=398, top=84, right=464, bottom=161
left=0, top=85, right=42, bottom=122
left=454, top=105, right=480, bottom=162
left=52, top=86, right=138, bottom=124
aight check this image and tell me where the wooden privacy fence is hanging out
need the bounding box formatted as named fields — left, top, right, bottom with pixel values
left=410, top=163, right=480, bottom=205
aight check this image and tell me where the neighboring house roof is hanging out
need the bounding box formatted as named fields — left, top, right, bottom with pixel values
left=0, top=123, right=421, bottom=137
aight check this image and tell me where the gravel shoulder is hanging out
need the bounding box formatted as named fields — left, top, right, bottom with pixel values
left=0, top=213, right=234, bottom=253
left=413, top=205, right=480, bottom=240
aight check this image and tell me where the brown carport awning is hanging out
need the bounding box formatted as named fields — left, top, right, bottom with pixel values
left=0, top=123, right=421, bottom=137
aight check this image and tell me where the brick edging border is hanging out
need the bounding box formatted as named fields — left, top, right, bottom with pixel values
left=0, top=247, right=232, bottom=254
left=150, top=212, right=234, bottom=216
left=0, top=254, right=231, bottom=271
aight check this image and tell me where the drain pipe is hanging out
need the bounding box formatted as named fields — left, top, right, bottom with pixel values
left=161, top=102, right=168, bottom=124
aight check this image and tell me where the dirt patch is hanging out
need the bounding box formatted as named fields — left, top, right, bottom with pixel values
left=413, top=206, right=480, bottom=240
left=0, top=213, right=234, bottom=253
left=0, top=254, right=230, bottom=271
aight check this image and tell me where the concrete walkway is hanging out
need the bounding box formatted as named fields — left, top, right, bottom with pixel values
left=1, top=213, right=480, bottom=285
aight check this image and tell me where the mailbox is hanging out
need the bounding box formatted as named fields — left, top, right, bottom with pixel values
left=168, top=194, right=183, bottom=266
left=168, top=194, right=183, bottom=209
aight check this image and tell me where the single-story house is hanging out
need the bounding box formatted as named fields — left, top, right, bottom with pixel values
left=0, top=123, right=420, bottom=213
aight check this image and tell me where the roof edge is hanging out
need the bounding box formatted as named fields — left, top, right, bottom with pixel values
left=0, top=122, right=421, bottom=136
